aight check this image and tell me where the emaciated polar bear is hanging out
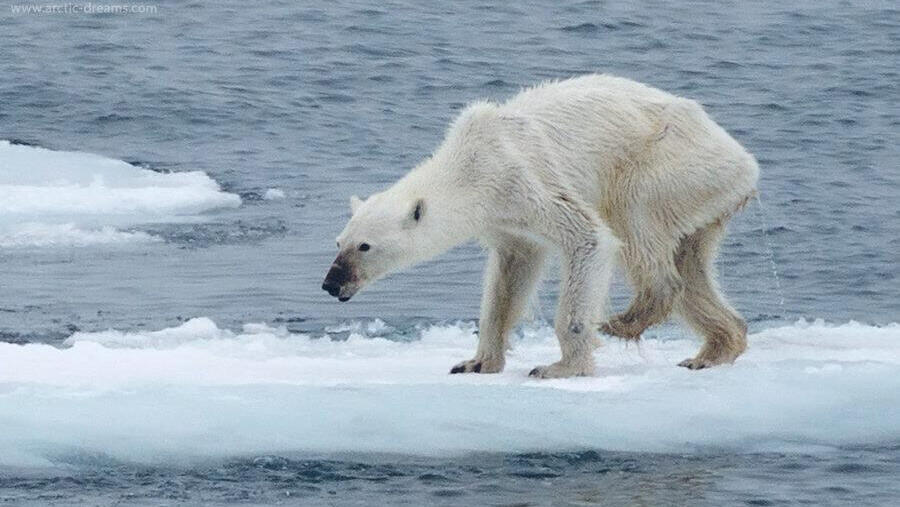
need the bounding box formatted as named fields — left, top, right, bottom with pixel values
left=322, top=74, right=758, bottom=378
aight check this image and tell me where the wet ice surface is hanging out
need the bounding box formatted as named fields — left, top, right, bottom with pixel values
left=3, top=319, right=900, bottom=462
left=1, top=320, right=899, bottom=504
left=1, top=0, right=899, bottom=504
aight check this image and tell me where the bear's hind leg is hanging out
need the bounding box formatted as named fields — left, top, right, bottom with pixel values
left=600, top=244, right=683, bottom=340
left=674, top=220, right=747, bottom=369
left=451, top=235, right=546, bottom=374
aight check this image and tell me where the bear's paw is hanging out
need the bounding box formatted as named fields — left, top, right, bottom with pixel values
left=599, top=315, right=645, bottom=340
left=528, top=360, right=594, bottom=379
left=678, top=352, right=738, bottom=370
left=677, top=357, right=714, bottom=370
left=449, top=357, right=504, bottom=374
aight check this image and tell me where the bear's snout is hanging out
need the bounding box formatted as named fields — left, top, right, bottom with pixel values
left=321, top=279, right=341, bottom=297
left=322, top=256, right=354, bottom=301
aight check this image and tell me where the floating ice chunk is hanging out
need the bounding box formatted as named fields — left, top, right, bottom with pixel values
left=63, top=317, right=227, bottom=349
left=0, top=223, right=159, bottom=247
left=0, top=318, right=898, bottom=466
left=0, top=140, right=240, bottom=247
left=263, top=188, right=286, bottom=200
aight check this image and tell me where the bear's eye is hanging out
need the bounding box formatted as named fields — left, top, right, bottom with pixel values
left=358, top=243, right=371, bottom=252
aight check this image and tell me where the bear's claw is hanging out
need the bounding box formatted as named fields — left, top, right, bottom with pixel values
left=528, top=361, right=593, bottom=379
left=678, top=357, right=711, bottom=370
left=449, top=358, right=501, bottom=374
left=679, top=353, right=738, bottom=370
left=450, top=362, right=481, bottom=374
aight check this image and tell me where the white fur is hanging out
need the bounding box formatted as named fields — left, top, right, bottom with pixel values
left=333, top=74, right=759, bottom=377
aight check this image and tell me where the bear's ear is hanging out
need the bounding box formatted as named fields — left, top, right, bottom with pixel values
left=412, top=199, right=424, bottom=222
left=350, top=195, right=364, bottom=214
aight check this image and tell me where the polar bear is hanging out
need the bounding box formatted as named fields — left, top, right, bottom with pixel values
left=322, top=74, right=758, bottom=378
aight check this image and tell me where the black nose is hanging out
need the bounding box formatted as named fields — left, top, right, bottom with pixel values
left=322, top=281, right=341, bottom=297
left=323, top=256, right=351, bottom=299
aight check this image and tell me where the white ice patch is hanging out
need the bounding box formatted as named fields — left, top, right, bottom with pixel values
left=263, top=188, right=286, bottom=200
left=0, top=140, right=240, bottom=247
left=0, top=319, right=898, bottom=466
left=0, top=223, right=160, bottom=248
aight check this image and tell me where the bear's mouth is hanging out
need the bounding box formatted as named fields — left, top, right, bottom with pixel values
left=322, top=283, right=356, bottom=302
left=322, top=254, right=360, bottom=302
left=321, top=285, right=355, bottom=302
left=335, top=283, right=359, bottom=302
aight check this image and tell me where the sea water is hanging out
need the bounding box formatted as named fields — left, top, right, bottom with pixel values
left=1, top=1, right=898, bottom=505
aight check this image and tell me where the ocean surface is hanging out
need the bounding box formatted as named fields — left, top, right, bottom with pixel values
left=1, top=0, right=898, bottom=505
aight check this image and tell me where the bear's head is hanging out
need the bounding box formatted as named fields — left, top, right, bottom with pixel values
left=322, top=192, right=429, bottom=302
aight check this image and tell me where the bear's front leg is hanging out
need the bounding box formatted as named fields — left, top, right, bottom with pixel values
left=529, top=231, right=617, bottom=379
left=451, top=236, right=545, bottom=374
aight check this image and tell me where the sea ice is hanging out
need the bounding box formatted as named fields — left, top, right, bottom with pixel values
left=0, top=318, right=897, bottom=466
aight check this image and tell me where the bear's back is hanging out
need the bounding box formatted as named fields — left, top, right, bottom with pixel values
left=501, top=74, right=679, bottom=118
